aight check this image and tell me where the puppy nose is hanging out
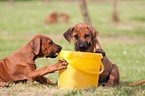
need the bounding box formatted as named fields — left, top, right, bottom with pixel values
left=79, top=44, right=85, bottom=48
left=56, top=45, right=62, bottom=53
left=58, top=45, right=62, bottom=50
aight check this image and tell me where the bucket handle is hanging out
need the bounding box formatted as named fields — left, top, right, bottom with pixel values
left=98, top=62, right=104, bottom=75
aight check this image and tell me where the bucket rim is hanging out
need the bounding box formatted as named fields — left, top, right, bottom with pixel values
left=59, top=50, right=103, bottom=59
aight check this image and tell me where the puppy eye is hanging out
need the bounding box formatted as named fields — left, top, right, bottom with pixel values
left=49, top=41, right=53, bottom=45
left=73, top=34, right=78, bottom=39
left=84, top=34, right=90, bottom=38
left=45, top=48, right=47, bottom=50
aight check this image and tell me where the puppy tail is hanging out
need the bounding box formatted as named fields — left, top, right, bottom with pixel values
left=128, top=80, right=145, bottom=86
left=120, top=80, right=145, bottom=86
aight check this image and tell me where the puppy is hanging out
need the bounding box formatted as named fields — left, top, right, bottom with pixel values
left=45, top=12, right=69, bottom=24
left=60, top=13, right=69, bottom=24
left=0, top=35, right=67, bottom=87
left=45, top=12, right=58, bottom=24
left=63, top=23, right=145, bottom=86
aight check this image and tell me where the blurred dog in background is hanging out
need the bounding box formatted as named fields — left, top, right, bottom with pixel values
left=45, top=12, right=58, bottom=24
left=45, top=12, right=69, bottom=24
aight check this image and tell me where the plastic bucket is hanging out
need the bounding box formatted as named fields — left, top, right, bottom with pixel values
left=58, top=50, right=104, bottom=89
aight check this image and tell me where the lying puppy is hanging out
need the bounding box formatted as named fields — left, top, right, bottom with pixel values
left=60, top=13, right=69, bottom=24
left=63, top=23, right=145, bottom=86
left=45, top=12, right=69, bottom=24
left=45, top=12, right=58, bottom=24
left=0, top=35, right=67, bottom=87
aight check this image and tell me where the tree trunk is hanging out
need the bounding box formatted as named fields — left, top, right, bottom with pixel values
left=112, top=0, right=119, bottom=22
left=9, top=0, right=14, bottom=4
left=79, top=0, right=91, bottom=25
left=43, top=0, right=49, bottom=4
left=66, top=0, right=73, bottom=2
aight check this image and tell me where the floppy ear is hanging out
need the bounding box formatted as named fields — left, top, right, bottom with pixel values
left=88, top=25, right=99, bottom=41
left=29, top=37, right=41, bottom=55
left=63, top=27, right=74, bottom=43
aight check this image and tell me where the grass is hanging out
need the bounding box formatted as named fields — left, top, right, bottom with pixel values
left=0, top=1, right=145, bottom=96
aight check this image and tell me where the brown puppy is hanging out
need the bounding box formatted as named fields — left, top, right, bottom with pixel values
left=60, top=13, right=69, bottom=24
left=63, top=23, right=145, bottom=86
left=45, top=12, right=58, bottom=24
left=0, top=35, right=67, bottom=87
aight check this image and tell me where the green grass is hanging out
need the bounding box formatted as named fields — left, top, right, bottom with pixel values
left=0, top=1, right=145, bottom=96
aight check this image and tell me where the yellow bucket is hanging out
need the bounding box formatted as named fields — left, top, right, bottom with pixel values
left=58, top=50, right=104, bottom=89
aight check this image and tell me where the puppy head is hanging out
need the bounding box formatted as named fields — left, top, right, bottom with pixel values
left=29, top=35, right=62, bottom=58
left=50, top=11, right=57, bottom=17
left=63, top=23, right=99, bottom=51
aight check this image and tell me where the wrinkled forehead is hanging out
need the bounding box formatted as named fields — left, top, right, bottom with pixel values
left=41, top=36, right=51, bottom=43
left=73, top=26, right=90, bottom=35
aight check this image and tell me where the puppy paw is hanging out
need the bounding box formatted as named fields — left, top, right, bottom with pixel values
left=95, top=48, right=106, bottom=57
left=0, top=82, right=9, bottom=88
left=101, top=82, right=107, bottom=87
left=56, top=59, right=68, bottom=70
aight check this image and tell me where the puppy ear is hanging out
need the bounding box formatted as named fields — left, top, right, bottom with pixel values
left=63, top=27, right=74, bottom=43
left=29, top=37, right=41, bottom=55
left=88, top=26, right=99, bottom=41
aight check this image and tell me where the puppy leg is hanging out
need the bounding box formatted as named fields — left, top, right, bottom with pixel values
left=28, top=59, right=67, bottom=82
left=106, top=64, right=120, bottom=86
left=95, top=48, right=106, bottom=57
left=0, top=82, right=9, bottom=87
left=36, top=76, right=55, bottom=85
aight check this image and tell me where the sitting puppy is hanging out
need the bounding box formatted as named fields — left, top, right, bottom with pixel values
left=0, top=35, right=67, bottom=87
left=63, top=23, right=145, bottom=86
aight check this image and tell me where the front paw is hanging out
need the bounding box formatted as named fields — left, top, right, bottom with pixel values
left=0, top=82, right=9, bottom=88
left=95, top=48, right=106, bottom=57
left=57, top=59, right=68, bottom=70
